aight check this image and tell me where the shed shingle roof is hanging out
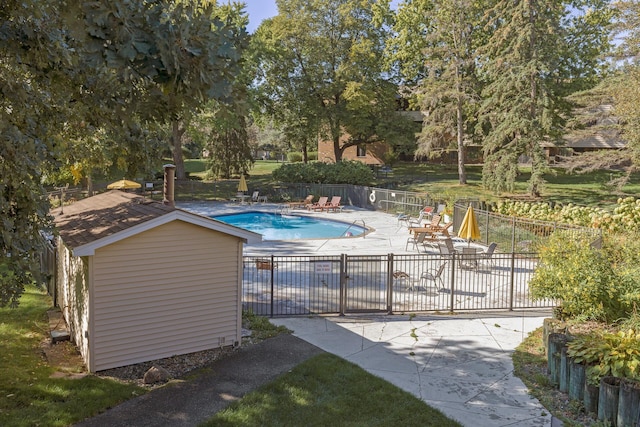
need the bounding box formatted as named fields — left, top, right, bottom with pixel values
left=51, top=191, right=177, bottom=249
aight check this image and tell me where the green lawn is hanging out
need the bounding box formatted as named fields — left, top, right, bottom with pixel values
left=202, top=353, right=462, bottom=427
left=385, top=162, right=639, bottom=209
left=0, top=286, right=145, bottom=427
left=1, top=289, right=461, bottom=426
left=149, top=159, right=640, bottom=210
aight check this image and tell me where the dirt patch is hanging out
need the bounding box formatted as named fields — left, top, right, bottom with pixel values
left=40, top=338, right=88, bottom=378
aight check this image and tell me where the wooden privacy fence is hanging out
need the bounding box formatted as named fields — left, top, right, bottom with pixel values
left=242, top=252, right=550, bottom=317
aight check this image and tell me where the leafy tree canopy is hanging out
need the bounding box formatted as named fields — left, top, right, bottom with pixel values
left=251, top=0, right=414, bottom=163
left=1, top=0, right=248, bottom=306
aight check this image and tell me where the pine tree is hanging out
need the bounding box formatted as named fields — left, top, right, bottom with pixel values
left=478, top=0, right=612, bottom=196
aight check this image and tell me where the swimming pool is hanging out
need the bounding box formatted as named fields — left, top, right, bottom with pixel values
left=211, top=211, right=366, bottom=240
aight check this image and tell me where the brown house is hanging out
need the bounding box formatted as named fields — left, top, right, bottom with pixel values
left=318, top=111, right=424, bottom=165
left=51, top=190, right=261, bottom=372
left=318, top=137, right=388, bottom=165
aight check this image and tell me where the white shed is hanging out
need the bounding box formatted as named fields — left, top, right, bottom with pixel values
left=51, top=190, right=261, bottom=372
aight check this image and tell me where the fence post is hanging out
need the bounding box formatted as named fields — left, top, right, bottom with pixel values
left=270, top=255, right=275, bottom=318
left=509, top=252, right=516, bottom=311
left=485, top=212, right=490, bottom=245
left=386, top=254, right=394, bottom=314
left=339, top=254, right=346, bottom=316
left=511, top=217, right=517, bottom=253
left=448, top=254, right=456, bottom=313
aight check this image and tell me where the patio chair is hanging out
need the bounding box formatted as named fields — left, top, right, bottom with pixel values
left=478, top=242, right=498, bottom=271
left=307, top=196, right=329, bottom=211
left=322, top=196, right=343, bottom=212
left=397, top=212, right=411, bottom=226
left=251, top=191, right=260, bottom=203
left=392, top=270, right=412, bottom=289
left=406, top=207, right=434, bottom=227
left=427, top=213, right=442, bottom=227
left=407, top=214, right=442, bottom=235
left=459, top=247, right=478, bottom=272
left=443, top=237, right=455, bottom=253
left=420, top=262, right=447, bottom=289
left=406, top=232, right=428, bottom=251
left=255, top=258, right=278, bottom=272
left=288, top=195, right=313, bottom=209
left=438, top=243, right=453, bottom=259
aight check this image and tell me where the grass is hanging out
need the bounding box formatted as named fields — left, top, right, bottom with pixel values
left=201, top=352, right=462, bottom=427
left=385, top=162, right=640, bottom=209
left=0, top=290, right=462, bottom=426
left=149, top=159, right=640, bottom=210
left=0, top=286, right=145, bottom=427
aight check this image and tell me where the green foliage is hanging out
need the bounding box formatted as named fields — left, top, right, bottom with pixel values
left=494, top=197, right=640, bottom=233
left=1, top=0, right=249, bottom=305
left=1, top=0, right=70, bottom=306
left=81, top=0, right=249, bottom=179
left=272, top=161, right=374, bottom=185
left=242, top=310, right=290, bottom=341
left=478, top=0, right=611, bottom=196
left=251, top=0, right=413, bottom=163
left=529, top=232, right=637, bottom=322
left=389, top=0, right=487, bottom=185
left=283, top=150, right=318, bottom=163
left=287, top=152, right=303, bottom=163
left=568, top=330, right=640, bottom=386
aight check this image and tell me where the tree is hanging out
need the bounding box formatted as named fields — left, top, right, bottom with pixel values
left=609, top=1, right=640, bottom=172
left=0, top=0, right=249, bottom=306
left=0, top=0, right=79, bottom=306
left=79, top=0, right=248, bottom=179
left=187, top=2, right=254, bottom=179
left=388, top=0, right=488, bottom=185
left=251, top=0, right=413, bottom=163
left=478, top=0, right=612, bottom=196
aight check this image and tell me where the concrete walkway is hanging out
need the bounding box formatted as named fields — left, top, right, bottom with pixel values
left=272, top=311, right=557, bottom=427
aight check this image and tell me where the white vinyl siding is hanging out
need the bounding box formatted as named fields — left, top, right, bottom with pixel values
left=56, top=241, right=91, bottom=367
left=90, top=220, right=242, bottom=371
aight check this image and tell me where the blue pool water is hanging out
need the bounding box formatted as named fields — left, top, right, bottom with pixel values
left=212, top=211, right=366, bottom=240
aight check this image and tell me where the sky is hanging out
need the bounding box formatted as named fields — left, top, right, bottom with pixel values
left=242, top=0, right=278, bottom=33
left=240, top=0, right=399, bottom=33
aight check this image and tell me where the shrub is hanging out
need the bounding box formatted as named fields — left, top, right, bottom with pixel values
left=529, top=231, right=635, bottom=322
left=287, top=152, right=303, bottom=163
left=272, top=161, right=374, bottom=185
left=494, top=197, right=640, bottom=233
left=568, top=329, right=640, bottom=386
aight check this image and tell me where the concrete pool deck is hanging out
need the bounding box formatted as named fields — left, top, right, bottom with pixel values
left=179, top=201, right=475, bottom=256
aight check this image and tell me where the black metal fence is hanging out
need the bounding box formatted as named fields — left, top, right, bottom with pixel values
left=275, top=185, right=601, bottom=254
left=450, top=201, right=602, bottom=253
left=243, top=252, right=548, bottom=317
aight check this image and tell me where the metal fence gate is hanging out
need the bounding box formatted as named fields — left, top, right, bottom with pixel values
left=243, top=252, right=551, bottom=317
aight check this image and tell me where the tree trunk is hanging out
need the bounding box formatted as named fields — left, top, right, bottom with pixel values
left=302, top=140, right=308, bottom=163
left=456, top=92, right=467, bottom=185
left=333, top=135, right=342, bottom=162
left=86, top=174, right=94, bottom=197
left=171, top=119, right=186, bottom=180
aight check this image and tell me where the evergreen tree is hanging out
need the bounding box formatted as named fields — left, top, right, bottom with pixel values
left=388, top=0, right=488, bottom=184
left=478, top=0, right=612, bottom=195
